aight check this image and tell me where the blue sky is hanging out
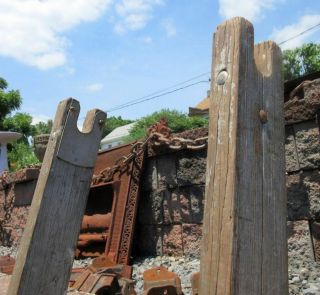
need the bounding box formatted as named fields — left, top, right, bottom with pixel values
left=0, top=0, right=319, bottom=126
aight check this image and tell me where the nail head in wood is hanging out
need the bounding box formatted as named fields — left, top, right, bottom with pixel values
left=259, top=109, right=268, bottom=124
left=217, top=70, right=228, bottom=85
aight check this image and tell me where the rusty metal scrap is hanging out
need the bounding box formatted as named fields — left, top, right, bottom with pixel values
left=147, top=119, right=172, bottom=138
left=92, top=139, right=149, bottom=185
left=70, top=260, right=136, bottom=295
left=105, top=148, right=145, bottom=265
left=0, top=255, right=15, bottom=275
left=81, top=213, right=112, bottom=231
left=143, top=267, right=183, bottom=295
left=190, top=272, right=200, bottom=295
left=90, top=256, right=132, bottom=279
left=78, top=233, right=108, bottom=248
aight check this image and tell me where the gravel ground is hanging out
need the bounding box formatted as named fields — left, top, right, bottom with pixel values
left=0, top=246, right=92, bottom=269
left=2, top=245, right=320, bottom=295
left=289, top=259, right=320, bottom=295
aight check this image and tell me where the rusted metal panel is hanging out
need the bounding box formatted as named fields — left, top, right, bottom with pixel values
left=143, top=267, right=182, bottom=295
left=0, top=256, right=15, bottom=275
left=116, top=149, right=145, bottom=265
left=81, top=213, right=112, bottom=230
left=94, top=144, right=133, bottom=176
left=77, top=181, right=119, bottom=258
left=103, top=146, right=145, bottom=265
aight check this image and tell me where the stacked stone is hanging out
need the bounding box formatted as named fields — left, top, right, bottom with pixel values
left=285, top=79, right=320, bottom=294
left=0, top=168, right=39, bottom=246
left=135, top=148, right=206, bottom=257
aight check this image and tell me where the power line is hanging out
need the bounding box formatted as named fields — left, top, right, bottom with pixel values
left=107, top=79, right=210, bottom=113
left=106, top=72, right=210, bottom=112
left=106, top=71, right=210, bottom=112
left=105, top=22, right=320, bottom=113
left=279, top=22, right=320, bottom=45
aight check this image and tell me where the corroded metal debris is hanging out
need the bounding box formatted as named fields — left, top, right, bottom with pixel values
left=190, top=272, right=200, bottom=295
left=69, top=256, right=136, bottom=295
left=143, top=266, right=182, bottom=295
left=0, top=255, right=15, bottom=275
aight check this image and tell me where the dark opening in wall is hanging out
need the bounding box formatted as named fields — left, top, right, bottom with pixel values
left=85, top=185, right=114, bottom=216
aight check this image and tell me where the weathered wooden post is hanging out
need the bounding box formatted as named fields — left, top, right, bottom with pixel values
left=8, top=99, right=106, bottom=295
left=200, top=17, right=287, bottom=295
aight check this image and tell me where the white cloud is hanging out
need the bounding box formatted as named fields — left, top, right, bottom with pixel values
left=85, top=83, right=104, bottom=92
left=31, top=114, right=51, bottom=125
left=218, top=0, right=278, bottom=22
left=0, top=0, right=112, bottom=70
left=161, top=18, right=176, bottom=37
left=114, top=0, right=163, bottom=34
left=270, top=14, right=320, bottom=50
left=140, top=36, right=153, bottom=44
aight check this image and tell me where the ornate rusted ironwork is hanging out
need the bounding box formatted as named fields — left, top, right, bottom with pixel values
left=117, top=148, right=145, bottom=264
left=104, top=142, right=145, bottom=265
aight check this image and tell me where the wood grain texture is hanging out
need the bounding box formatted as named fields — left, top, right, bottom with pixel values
left=255, top=42, right=288, bottom=295
left=8, top=98, right=106, bottom=295
left=200, top=17, right=287, bottom=295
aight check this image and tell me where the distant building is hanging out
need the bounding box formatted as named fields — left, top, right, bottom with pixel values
left=188, top=90, right=210, bottom=118
left=100, top=122, right=135, bottom=151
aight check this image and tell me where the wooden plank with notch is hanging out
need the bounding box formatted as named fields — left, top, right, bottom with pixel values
left=200, top=17, right=287, bottom=295
left=8, top=98, right=106, bottom=295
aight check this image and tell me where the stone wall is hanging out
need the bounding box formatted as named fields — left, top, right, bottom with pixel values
left=0, top=168, right=39, bottom=246
left=134, top=149, right=206, bottom=257
left=285, top=78, right=320, bottom=267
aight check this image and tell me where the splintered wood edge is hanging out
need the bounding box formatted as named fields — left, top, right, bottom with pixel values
left=54, top=98, right=106, bottom=135
left=82, top=109, right=106, bottom=134
left=54, top=99, right=106, bottom=168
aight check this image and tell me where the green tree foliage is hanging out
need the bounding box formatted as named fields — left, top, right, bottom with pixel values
left=0, top=78, right=40, bottom=171
left=0, top=78, right=22, bottom=126
left=2, top=113, right=35, bottom=143
left=34, top=120, right=53, bottom=135
left=126, top=109, right=208, bottom=142
left=283, top=43, right=320, bottom=81
left=103, top=116, right=134, bottom=138
left=8, top=142, right=39, bottom=171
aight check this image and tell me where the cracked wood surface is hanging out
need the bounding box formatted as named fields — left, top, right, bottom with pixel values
left=8, top=99, right=106, bottom=295
left=200, top=17, right=287, bottom=295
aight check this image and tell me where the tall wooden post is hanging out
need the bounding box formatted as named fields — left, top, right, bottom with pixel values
left=200, top=17, right=287, bottom=295
left=8, top=99, right=106, bottom=295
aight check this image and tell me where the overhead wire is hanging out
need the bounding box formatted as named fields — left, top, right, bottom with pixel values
left=107, top=79, right=210, bottom=112
left=278, top=22, right=320, bottom=45
left=107, top=72, right=210, bottom=112
left=105, top=22, right=320, bottom=113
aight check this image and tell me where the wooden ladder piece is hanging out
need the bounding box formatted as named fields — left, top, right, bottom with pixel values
left=200, top=17, right=287, bottom=295
left=8, top=98, right=106, bottom=295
